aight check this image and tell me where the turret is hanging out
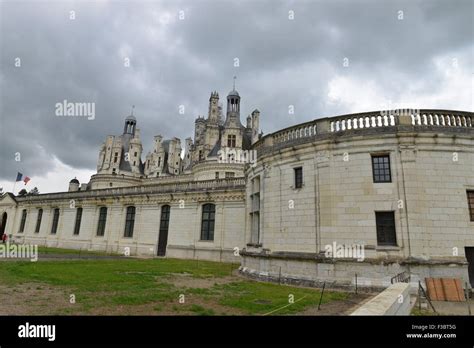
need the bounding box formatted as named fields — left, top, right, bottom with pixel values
left=68, top=178, right=80, bottom=192
left=251, top=109, right=260, bottom=144
left=123, top=115, right=136, bottom=136
left=208, top=91, right=220, bottom=123
left=194, top=116, right=206, bottom=145
left=225, top=89, right=240, bottom=125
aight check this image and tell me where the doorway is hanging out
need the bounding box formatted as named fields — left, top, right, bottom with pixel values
left=0, top=212, right=7, bottom=238
left=157, top=205, right=170, bottom=256
left=465, top=247, right=474, bottom=287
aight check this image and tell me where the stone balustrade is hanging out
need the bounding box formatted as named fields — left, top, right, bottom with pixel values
left=253, top=109, right=474, bottom=153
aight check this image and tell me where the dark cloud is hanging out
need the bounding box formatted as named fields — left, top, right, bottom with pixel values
left=0, top=0, right=472, bottom=185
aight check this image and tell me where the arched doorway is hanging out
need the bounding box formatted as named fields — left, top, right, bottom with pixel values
left=0, top=212, right=7, bottom=238
left=157, top=205, right=170, bottom=256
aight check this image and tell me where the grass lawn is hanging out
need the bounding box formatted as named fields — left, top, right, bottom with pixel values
left=0, top=256, right=360, bottom=315
left=37, top=246, right=117, bottom=256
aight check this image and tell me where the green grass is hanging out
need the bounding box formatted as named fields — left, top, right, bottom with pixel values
left=37, top=246, right=117, bottom=256
left=189, top=304, right=215, bottom=316
left=216, top=281, right=348, bottom=315
left=0, top=258, right=350, bottom=315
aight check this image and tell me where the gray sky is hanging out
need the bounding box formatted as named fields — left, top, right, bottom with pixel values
left=0, top=0, right=472, bottom=193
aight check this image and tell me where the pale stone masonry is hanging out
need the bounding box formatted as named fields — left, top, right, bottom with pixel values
left=241, top=110, right=474, bottom=289
left=1, top=179, right=245, bottom=262
left=0, top=101, right=473, bottom=289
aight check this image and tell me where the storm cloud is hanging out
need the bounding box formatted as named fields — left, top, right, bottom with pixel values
left=0, top=0, right=472, bottom=193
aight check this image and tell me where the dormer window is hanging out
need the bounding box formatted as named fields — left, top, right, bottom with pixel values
left=227, top=134, right=236, bottom=147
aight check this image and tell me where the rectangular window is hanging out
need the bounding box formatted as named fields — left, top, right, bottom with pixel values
left=250, top=177, right=260, bottom=244
left=294, top=167, right=303, bottom=189
left=35, top=209, right=43, bottom=233
left=375, top=211, right=397, bottom=246
left=114, top=152, right=118, bottom=163
left=372, top=154, right=391, bottom=183
left=467, top=191, right=474, bottom=221
left=225, top=172, right=235, bottom=178
left=19, top=209, right=27, bottom=233
left=215, top=172, right=219, bottom=179
left=51, top=208, right=60, bottom=234
left=97, top=207, right=107, bottom=236
left=73, top=208, right=83, bottom=235
left=227, top=134, right=236, bottom=147
left=200, top=204, right=215, bottom=241
left=124, top=206, right=135, bottom=238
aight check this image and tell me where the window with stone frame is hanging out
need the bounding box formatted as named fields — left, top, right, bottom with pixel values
left=375, top=211, right=397, bottom=246
left=200, top=204, right=215, bottom=241
left=467, top=191, right=474, bottom=221
left=294, top=167, right=303, bottom=189
left=19, top=209, right=27, bottom=233
left=73, top=207, right=83, bottom=235
left=371, top=154, right=391, bottom=183
left=51, top=208, right=60, bottom=234
left=35, top=208, right=43, bottom=233
left=227, top=134, right=236, bottom=147
left=250, top=176, right=260, bottom=244
left=97, top=207, right=107, bottom=236
left=124, top=206, right=136, bottom=238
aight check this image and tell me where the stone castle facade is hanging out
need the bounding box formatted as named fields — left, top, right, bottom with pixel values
left=1, top=89, right=473, bottom=289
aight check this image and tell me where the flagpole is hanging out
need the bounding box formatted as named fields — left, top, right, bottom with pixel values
left=12, top=181, right=17, bottom=195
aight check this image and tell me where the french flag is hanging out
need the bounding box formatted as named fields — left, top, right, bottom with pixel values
left=16, top=172, right=31, bottom=185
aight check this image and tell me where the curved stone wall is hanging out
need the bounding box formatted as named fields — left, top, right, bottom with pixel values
left=241, top=110, right=474, bottom=288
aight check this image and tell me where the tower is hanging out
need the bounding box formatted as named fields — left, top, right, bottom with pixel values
left=222, top=77, right=244, bottom=150
left=123, top=115, right=136, bottom=136
left=208, top=91, right=220, bottom=123
left=68, top=178, right=80, bottom=192
left=251, top=109, right=260, bottom=144
left=225, top=77, right=241, bottom=126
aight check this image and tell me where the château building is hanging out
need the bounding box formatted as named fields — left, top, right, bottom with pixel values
left=1, top=87, right=473, bottom=289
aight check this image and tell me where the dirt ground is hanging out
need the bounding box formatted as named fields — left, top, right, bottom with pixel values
left=298, top=293, right=372, bottom=315
left=0, top=280, right=370, bottom=316
left=0, top=283, right=75, bottom=315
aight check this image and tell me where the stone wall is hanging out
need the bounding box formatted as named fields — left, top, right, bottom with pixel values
left=0, top=179, right=245, bottom=261
left=351, top=282, right=413, bottom=315
left=242, top=110, right=474, bottom=287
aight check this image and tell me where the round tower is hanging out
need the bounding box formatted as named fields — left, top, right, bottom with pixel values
left=226, top=89, right=240, bottom=118
left=68, top=178, right=80, bottom=192
left=123, top=115, right=136, bottom=136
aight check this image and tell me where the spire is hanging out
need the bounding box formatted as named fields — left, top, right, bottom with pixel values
left=131, top=105, right=135, bottom=116
left=233, top=76, right=236, bottom=91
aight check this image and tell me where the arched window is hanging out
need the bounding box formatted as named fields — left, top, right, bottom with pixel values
left=124, top=206, right=136, bottom=238
left=200, top=204, right=215, bottom=241
left=97, top=207, right=107, bottom=236
left=19, top=209, right=27, bottom=233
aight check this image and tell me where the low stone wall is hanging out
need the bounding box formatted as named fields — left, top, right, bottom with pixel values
left=167, top=245, right=240, bottom=263
left=351, top=283, right=413, bottom=315
left=239, top=251, right=469, bottom=291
